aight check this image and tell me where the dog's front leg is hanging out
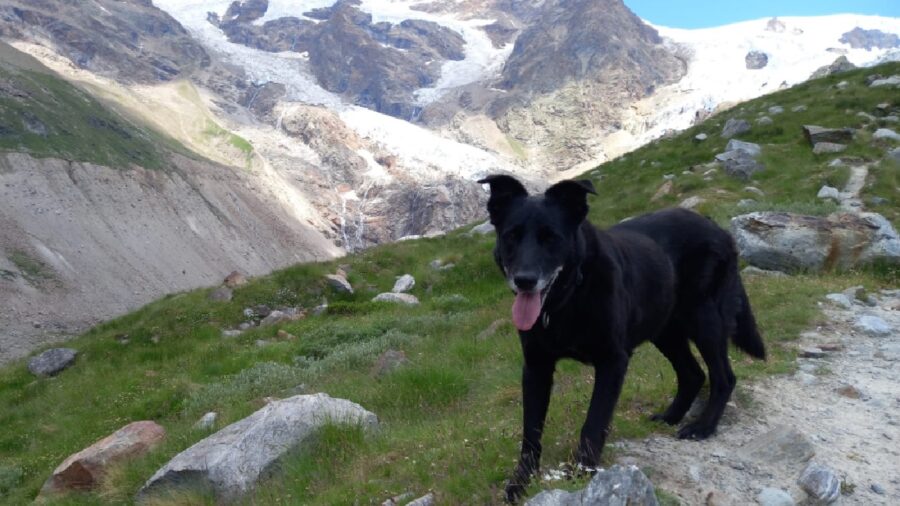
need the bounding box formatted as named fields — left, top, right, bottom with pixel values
left=576, top=352, right=628, bottom=469
left=506, top=358, right=555, bottom=503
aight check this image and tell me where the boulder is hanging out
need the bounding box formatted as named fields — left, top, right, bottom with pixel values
left=194, top=412, right=218, bottom=430
left=651, top=180, right=673, bottom=201
left=854, top=315, right=892, bottom=336
left=722, top=118, right=751, bottom=138
left=825, top=293, right=853, bottom=309
left=392, top=274, right=416, bottom=293
left=208, top=286, right=233, bottom=302
left=372, top=293, right=420, bottom=305
left=739, top=425, right=815, bottom=463
left=28, top=348, right=78, bottom=377
left=756, top=487, right=795, bottom=506
left=889, top=147, right=900, bottom=163
left=679, top=196, right=705, bottom=209
left=797, top=462, right=841, bottom=504
left=694, top=132, right=708, bottom=142
left=325, top=274, right=353, bottom=294
left=768, top=105, right=784, bottom=115
left=223, top=271, right=247, bottom=288
left=873, top=128, right=900, bottom=141
left=757, top=116, right=774, bottom=126
left=816, top=186, right=840, bottom=200
left=372, top=349, right=408, bottom=376
left=792, top=105, right=807, bottom=113
left=812, top=142, right=847, bottom=154
left=870, top=75, right=900, bottom=87
left=715, top=150, right=765, bottom=179
left=40, top=421, right=165, bottom=496
left=809, top=56, right=856, bottom=79
left=745, top=51, right=768, bottom=69
left=407, top=493, right=435, bottom=506
left=525, top=465, right=658, bottom=506
left=802, top=125, right=853, bottom=145
left=259, top=308, right=304, bottom=327
left=731, top=212, right=900, bottom=272
left=469, top=221, right=495, bottom=235
left=139, top=394, right=377, bottom=501
left=726, top=139, right=762, bottom=157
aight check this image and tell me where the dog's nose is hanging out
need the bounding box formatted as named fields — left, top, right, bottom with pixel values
left=513, top=273, right=538, bottom=291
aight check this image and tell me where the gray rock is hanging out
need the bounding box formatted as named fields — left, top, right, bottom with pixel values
left=525, top=465, right=658, bottom=506
left=812, top=142, right=847, bottom=154
left=221, top=330, right=242, bottom=338
left=237, top=322, right=255, bottom=331
left=756, top=487, right=795, bottom=506
left=746, top=51, right=769, bottom=69
left=694, top=132, right=708, bottom=142
left=857, top=111, right=877, bottom=122
left=722, top=118, right=752, bottom=138
left=825, top=293, right=853, bottom=309
left=769, top=105, right=784, bottom=115
left=739, top=425, right=815, bottom=463
left=139, top=394, right=378, bottom=501
left=889, top=147, right=900, bottom=163
left=194, top=412, right=218, bottom=430
left=797, top=462, right=841, bottom=504
left=407, top=493, right=435, bottom=506
left=792, top=105, right=808, bottom=112
left=715, top=150, right=765, bottom=179
left=372, top=349, right=408, bottom=376
left=259, top=310, right=286, bottom=327
left=817, top=186, right=840, bottom=200
left=810, top=56, right=856, bottom=79
left=854, top=315, right=892, bottom=336
left=731, top=212, right=900, bottom=272
left=742, top=266, right=787, bottom=277
left=800, top=347, right=826, bottom=358
left=745, top=186, right=766, bottom=196
left=873, top=128, right=900, bottom=141
left=679, top=196, right=705, bottom=209
left=871, top=483, right=886, bottom=495
left=372, top=293, right=420, bottom=305
left=429, top=259, right=454, bottom=270
left=870, top=75, right=900, bottom=87
left=738, top=199, right=757, bottom=208
left=325, top=274, right=353, bottom=294
left=803, top=125, right=854, bottom=145
left=392, top=274, right=416, bottom=293
left=469, top=221, right=495, bottom=235
left=209, top=286, right=233, bottom=302
left=726, top=139, right=762, bottom=157
left=757, top=116, right=774, bottom=126
left=28, top=348, right=78, bottom=377
left=835, top=80, right=849, bottom=90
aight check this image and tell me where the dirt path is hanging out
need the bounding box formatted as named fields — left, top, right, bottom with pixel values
left=602, top=162, right=900, bottom=504
left=610, top=289, right=900, bottom=505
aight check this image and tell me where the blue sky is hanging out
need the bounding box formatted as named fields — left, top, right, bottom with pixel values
left=625, top=0, right=900, bottom=28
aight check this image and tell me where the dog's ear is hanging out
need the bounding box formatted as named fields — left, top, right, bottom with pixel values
left=478, top=175, right=528, bottom=227
left=544, top=179, right=596, bottom=227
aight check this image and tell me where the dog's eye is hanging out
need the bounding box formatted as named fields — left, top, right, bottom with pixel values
left=538, top=228, right=559, bottom=244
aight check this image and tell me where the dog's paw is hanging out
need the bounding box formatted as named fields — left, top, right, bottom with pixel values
left=649, top=411, right=681, bottom=426
left=504, top=480, right=526, bottom=504
left=676, top=421, right=716, bottom=440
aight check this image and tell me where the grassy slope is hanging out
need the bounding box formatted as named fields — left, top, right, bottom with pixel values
left=0, top=64, right=898, bottom=505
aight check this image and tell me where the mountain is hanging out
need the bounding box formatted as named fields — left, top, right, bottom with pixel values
left=1, top=0, right=898, bottom=362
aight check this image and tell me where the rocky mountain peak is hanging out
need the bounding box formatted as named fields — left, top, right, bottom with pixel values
left=498, top=0, right=682, bottom=96
left=0, top=0, right=209, bottom=83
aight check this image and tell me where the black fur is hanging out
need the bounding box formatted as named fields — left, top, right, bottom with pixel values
left=478, top=175, right=765, bottom=502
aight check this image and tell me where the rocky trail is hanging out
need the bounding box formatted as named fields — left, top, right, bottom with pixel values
left=595, top=158, right=900, bottom=505
left=604, top=287, right=900, bottom=505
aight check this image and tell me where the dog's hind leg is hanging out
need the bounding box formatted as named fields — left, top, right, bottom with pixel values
left=506, top=358, right=555, bottom=503
left=677, top=304, right=736, bottom=440
left=650, top=331, right=705, bottom=426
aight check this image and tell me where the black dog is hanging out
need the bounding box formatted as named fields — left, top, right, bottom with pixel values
left=478, top=175, right=766, bottom=502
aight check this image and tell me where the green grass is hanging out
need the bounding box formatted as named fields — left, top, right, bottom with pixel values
left=7, top=250, right=54, bottom=285
left=0, top=63, right=898, bottom=505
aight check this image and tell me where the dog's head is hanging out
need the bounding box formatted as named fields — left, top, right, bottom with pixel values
left=478, top=175, right=596, bottom=331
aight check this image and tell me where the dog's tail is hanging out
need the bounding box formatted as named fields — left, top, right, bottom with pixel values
left=730, top=273, right=766, bottom=360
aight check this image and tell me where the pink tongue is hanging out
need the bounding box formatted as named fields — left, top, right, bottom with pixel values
left=512, top=292, right=542, bottom=331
